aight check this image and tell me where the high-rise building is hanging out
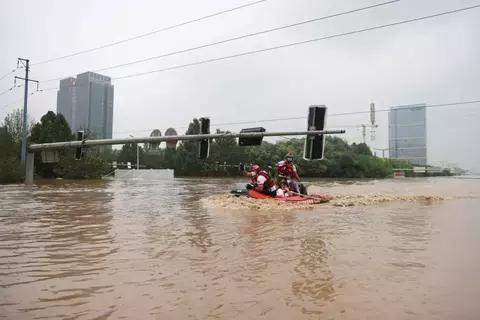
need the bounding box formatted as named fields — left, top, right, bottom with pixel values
left=57, top=71, right=114, bottom=140
left=388, top=104, right=427, bottom=165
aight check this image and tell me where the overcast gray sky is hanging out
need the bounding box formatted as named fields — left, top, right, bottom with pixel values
left=1, top=0, right=479, bottom=171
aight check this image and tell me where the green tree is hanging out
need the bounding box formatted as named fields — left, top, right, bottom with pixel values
left=29, top=111, right=73, bottom=178
left=352, top=142, right=373, bottom=156
left=118, top=144, right=145, bottom=165
left=26, top=110, right=111, bottom=180
left=0, top=128, right=24, bottom=183
left=0, top=108, right=36, bottom=183
left=175, top=119, right=207, bottom=176
left=53, top=156, right=110, bottom=179
left=2, top=108, right=36, bottom=147
left=209, top=129, right=241, bottom=176
left=29, top=111, right=73, bottom=144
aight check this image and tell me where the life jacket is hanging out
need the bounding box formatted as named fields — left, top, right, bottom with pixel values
left=277, top=160, right=295, bottom=177
left=253, top=170, right=275, bottom=190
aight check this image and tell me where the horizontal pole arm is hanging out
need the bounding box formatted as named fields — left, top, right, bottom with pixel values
left=29, top=129, right=346, bottom=150
left=14, top=76, right=39, bottom=83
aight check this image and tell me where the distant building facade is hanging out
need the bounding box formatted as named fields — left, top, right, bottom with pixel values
left=57, top=72, right=114, bottom=140
left=388, top=104, right=427, bottom=165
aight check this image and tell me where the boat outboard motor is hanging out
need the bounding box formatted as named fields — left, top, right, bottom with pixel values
left=246, top=183, right=257, bottom=190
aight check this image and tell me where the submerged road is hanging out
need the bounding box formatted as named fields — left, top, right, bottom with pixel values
left=1, top=176, right=479, bottom=319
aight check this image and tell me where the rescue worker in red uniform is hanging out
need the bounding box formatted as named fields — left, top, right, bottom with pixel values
left=277, top=152, right=301, bottom=194
left=244, top=164, right=285, bottom=198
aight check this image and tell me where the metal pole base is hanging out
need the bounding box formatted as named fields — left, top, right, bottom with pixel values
left=25, top=152, right=34, bottom=186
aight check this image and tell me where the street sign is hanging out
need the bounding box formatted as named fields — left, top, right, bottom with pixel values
left=41, top=150, right=59, bottom=163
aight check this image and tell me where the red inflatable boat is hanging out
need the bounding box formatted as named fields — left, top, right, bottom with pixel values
left=244, top=189, right=330, bottom=204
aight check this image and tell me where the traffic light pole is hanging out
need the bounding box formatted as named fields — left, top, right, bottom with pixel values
left=25, top=105, right=343, bottom=186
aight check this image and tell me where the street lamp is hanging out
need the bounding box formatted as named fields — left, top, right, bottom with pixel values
left=129, top=135, right=140, bottom=170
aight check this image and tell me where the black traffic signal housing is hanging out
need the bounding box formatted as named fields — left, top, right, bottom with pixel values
left=303, top=105, right=327, bottom=160
left=198, top=117, right=210, bottom=159
left=75, top=130, right=84, bottom=160
left=238, top=127, right=266, bottom=146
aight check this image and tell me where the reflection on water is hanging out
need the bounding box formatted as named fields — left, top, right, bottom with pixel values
left=0, top=183, right=116, bottom=319
left=291, top=234, right=335, bottom=317
left=181, top=183, right=213, bottom=254
left=0, top=177, right=480, bottom=319
left=387, top=205, right=433, bottom=255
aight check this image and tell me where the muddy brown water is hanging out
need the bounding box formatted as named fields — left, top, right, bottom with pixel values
left=1, top=176, right=479, bottom=319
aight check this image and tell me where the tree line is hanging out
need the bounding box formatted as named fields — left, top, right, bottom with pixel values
left=1, top=108, right=442, bottom=184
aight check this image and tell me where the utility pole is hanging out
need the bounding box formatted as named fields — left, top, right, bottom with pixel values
left=15, top=58, right=39, bottom=163
left=370, top=102, right=378, bottom=141
left=361, top=124, right=367, bottom=143
left=358, top=102, right=378, bottom=144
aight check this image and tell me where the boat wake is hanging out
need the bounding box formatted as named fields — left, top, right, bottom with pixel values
left=329, top=193, right=451, bottom=207
left=203, top=192, right=451, bottom=211
left=203, top=194, right=318, bottom=211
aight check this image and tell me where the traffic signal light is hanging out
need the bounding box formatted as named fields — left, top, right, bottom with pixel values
left=198, top=117, right=210, bottom=159
left=75, top=130, right=84, bottom=160
left=238, top=127, right=266, bottom=146
left=304, top=105, right=327, bottom=160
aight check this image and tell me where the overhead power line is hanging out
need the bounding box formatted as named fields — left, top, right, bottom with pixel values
left=0, top=97, right=27, bottom=111
left=40, top=0, right=400, bottom=83
left=1, top=81, right=39, bottom=96
left=0, top=90, right=43, bottom=111
left=3, top=6, right=479, bottom=114
left=0, top=87, right=15, bottom=98
left=31, top=0, right=267, bottom=66
left=38, top=3, right=480, bottom=88
left=0, top=69, right=17, bottom=83
left=111, top=100, right=480, bottom=135
left=114, top=4, right=480, bottom=81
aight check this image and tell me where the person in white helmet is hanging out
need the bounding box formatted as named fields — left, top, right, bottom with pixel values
left=244, top=164, right=285, bottom=198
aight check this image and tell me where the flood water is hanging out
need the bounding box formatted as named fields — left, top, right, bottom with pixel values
left=1, top=176, right=480, bottom=319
